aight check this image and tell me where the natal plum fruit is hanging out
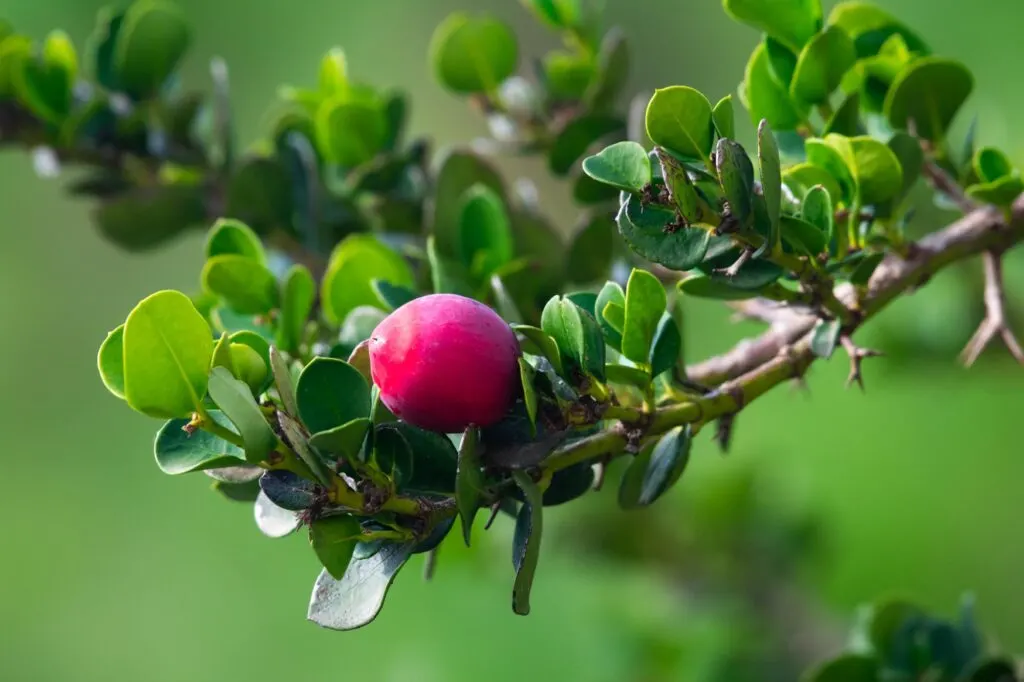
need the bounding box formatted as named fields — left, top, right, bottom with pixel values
left=368, top=293, right=521, bottom=433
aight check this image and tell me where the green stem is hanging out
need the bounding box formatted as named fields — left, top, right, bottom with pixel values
left=195, top=410, right=245, bottom=449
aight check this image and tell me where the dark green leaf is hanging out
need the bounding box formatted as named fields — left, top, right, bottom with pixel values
left=457, top=184, right=513, bottom=277
left=431, top=148, right=506, bottom=256
left=97, top=324, right=126, bottom=399
left=275, top=264, right=315, bottom=354
left=825, top=92, right=862, bottom=136
left=677, top=275, right=763, bottom=300
left=123, top=290, right=213, bottom=419
left=427, top=236, right=473, bottom=296
left=307, top=541, right=415, bottom=630
left=655, top=149, right=702, bottom=223
left=618, top=441, right=653, bottom=510
left=296, top=357, right=371, bottom=434
left=723, top=0, right=821, bottom=52
left=884, top=58, right=973, bottom=142
left=276, top=411, right=334, bottom=486
left=481, top=405, right=568, bottom=469
left=645, top=86, right=715, bottom=160
left=519, top=357, right=538, bottom=435
left=584, top=27, right=629, bottom=111
left=225, top=157, right=294, bottom=234
left=573, top=170, right=621, bottom=204
left=113, top=0, right=190, bottom=99
left=254, top=491, right=300, bottom=537
left=201, top=255, right=279, bottom=315
left=212, top=478, right=261, bottom=504
left=965, top=658, right=1018, bottom=682
left=802, top=654, right=879, bottom=682
left=790, top=26, right=856, bottom=105
left=456, top=427, right=484, bottom=546
left=430, top=13, right=517, bottom=94
left=621, top=268, right=667, bottom=366
left=638, top=425, right=692, bottom=506
left=827, top=2, right=929, bottom=58
left=511, top=471, right=543, bottom=616
left=741, top=41, right=807, bottom=130
left=154, top=411, right=245, bottom=474
left=208, top=367, right=277, bottom=464
left=869, top=600, right=925, bottom=662
left=549, top=115, right=623, bottom=176
left=566, top=214, right=615, bottom=283
left=617, top=192, right=711, bottom=271
left=966, top=175, right=1024, bottom=209
left=765, top=37, right=798, bottom=88
left=310, top=515, right=361, bottom=580
left=595, top=281, right=626, bottom=350
left=205, top=218, right=265, bottom=263
left=384, top=422, right=459, bottom=494
left=973, top=147, right=1014, bottom=184
left=412, top=516, right=455, bottom=555
left=781, top=215, right=828, bottom=256
left=811, top=319, right=842, bottom=358
left=322, top=234, right=413, bottom=324
left=540, top=296, right=606, bottom=381
left=538, top=462, right=594, bottom=506
left=543, top=49, right=593, bottom=100
left=716, top=138, right=756, bottom=227
left=513, top=325, right=564, bottom=375
left=315, top=97, right=387, bottom=167
left=649, top=312, right=682, bottom=378
left=712, top=95, right=735, bottom=139
left=581, top=141, right=652, bottom=194
left=784, top=162, right=843, bottom=204
left=887, top=132, right=924, bottom=198
left=309, top=418, right=371, bottom=460
left=94, top=184, right=206, bottom=252
left=605, top=363, right=651, bottom=389
left=371, top=421, right=413, bottom=485
left=371, top=279, right=418, bottom=312
left=758, top=120, right=783, bottom=253
left=259, top=470, right=319, bottom=511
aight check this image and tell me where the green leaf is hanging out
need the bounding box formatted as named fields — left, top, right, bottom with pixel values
left=318, top=47, right=349, bottom=95
left=595, top=281, right=626, bottom=351
left=618, top=442, right=653, bottom=509
left=966, top=175, right=1024, bottom=209
left=655, top=149, right=702, bottom=223
left=310, top=516, right=360, bottom=580
left=790, top=26, right=856, bottom=105
left=113, top=0, right=190, bottom=99
left=511, top=471, right=543, bottom=616
left=566, top=214, right=615, bottom=284
left=207, top=367, right=277, bottom=464
left=519, top=357, right=538, bottom=436
left=781, top=215, right=828, bottom=256
left=809, top=134, right=904, bottom=205
left=276, top=264, right=315, bottom=354
left=296, top=357, right=371, bottom=434
left=644, top=86, right=715, bottom=160
left=712, top=95, right=735, bottom=139
left=649, top=313, right=682, bottom=378
left=741, top=41, right=806, bottom=131
left=431, top=149, right=506, bottom=256
left=371, top=279, right=418, bottom=312
left=309, top=418, right=371, bottom=459
left=884, top=58, right=973, bottom=142
left=677, top=275, right=762, bottom=300
left=201, top=255, right=279, bottom=315
left=605, top=364, right=651, bottom=389
left=456, top=427, right=484, bottom=546
left=887, top=132, right=924, bottom=199
left=540, top=296, right=606, bottom=381
left=384, top=422, right=459, bottom=494
left=543, top=50, right=593, bottom=100
left=973, top=147, right=1015, bottom=184
left=13, top=30, right=76, bottom=123
left=254, top=491, right=300, bottom=537
left=228, top=342, right=268, bottom=394
left=308, top=542, right=415, bottom=631
left=616, top=193, right=711, bottom=271
left=802, top=186, right=834, bottom=246
left=765, top=37, right=798, bottom=88
left=621, top=268, right=667, bottom=366
left=584, top=27, right=629, bottom=111
left=457, top=184, right=513, bottom=277
left=322, top=234, right=413, bottom=324
left=123, top=290, right=214, bottom=419
left=513, top=325, right=564, bottom=375
left=316, top=97, right=387, bottom=167
left=638, top=425, right=692, bottom=506
left=723, top=0, right=822, bottom=52
left=205, top=218, right=265, bottom=263
left=716, top=138, right=756, bottom=226
left=784, top=162, right=843, bottom=204
left=276, top=410, right=334, bottom=487
left=964, top=658, right=1018, bottom=682
left=573, top=170, right=621, bottom=205
left=549, top=115, right=623, bottom=176
left=868, top=600, right=925, bottom=662
left=154, top=410, right=246, bottom=474
left=430, top=13, right=517, bottom=94
left=97, top=324, right=126, bottom=399
left=427, top=236, right=473, bottom=296
left=827, top=2, right=928, bottom=58
left=371, top=422, right=413, bottom=485
left=94, top=184, right=206, bottom=252
left=758, top=120, right=783, bottom=253
left=581, top=141, right=651, bottom=193
left=259, top=470, right=318, bottom=511
left=802, top=654, right=879, bottom=682
left=519, top=0, right=581, bottom=29
left=811, top=319, right=842, bottom=358
left=603, top=303, right=625, bottom=333
left=824, top=92, right=862, bottom=136
left=225, top=156, right=294, bottom=234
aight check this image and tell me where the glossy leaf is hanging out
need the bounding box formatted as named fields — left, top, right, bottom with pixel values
left=519, top=358, right=538, bottom=435
left=884, top=58, right=973, bottom=142
left=595, top=281, right=626, bottom=350
left=784, top=162, right=843, bottom=204
left=616, top=193, right=711, bottom=271
left=584, top=27, right=629, bottom=110
left=277, top=411, right=334, bottom=487
left=456, top=427, right=484, bottom=546
left=202, top=255, right=279, bottom=315
left=781, top=215, right=828, bottom=256
left=758, top=120, right=783, bottom=252
left=316, top=98, right=386, bottom=167
left=791, top=26, right=856, bottom=105
left=803, top=654, right=879, bottom=682
left=677, top=275, right=763, bottom=300
left=457, top=184, right=513, bottom=277
left=309, top=418, right=371, bottom=460
left=308, top=542, right=415, bottom=631
left=802, top=185, right=834, bottom=245
left=384, top=422, right=459, bottom=494
left=581, top=141, right=652, bottom=193
left=567, top=214, right=615, bottom=284
left=511, top=471, right=543, bottom=616
left=549, top=115, right=623, bottom=176
left=645, top=86, right=714, bottom=160
left=97, top=324, right=126, bottom=399
left=430, top=13, right=517, bottom=94
left=254, top=491, right=300, bottom=538
left=276, top=264, right=315, bottom=354
left=123, top=290, right=213, bottom=419
left=741, top=41, right=807, bottom=131
left=605, top=364, right=651, bottom=389
left=208, top=367, right=277, bottom=464
left=723, top=0, right=821, bottom=52
left=887, top=132, right=925, bottom=198
left=431, top=149, right=506, bottom=256
left=296, top=357, right=372, bottom=434
left=966, top=175, right=1024, bottom=208
left=621, top=268, right=667, bottom=366
left=259, top=470, right=319, bottom=511
left=540, top=296, right=606, bottom=381
left=638, top=426, right=692, bottom=506
left=371, top=423, right=413, bottom=485
left=618, top=442, right=653, bottom=510
left=113, top=0, right=190, bottom=99
left=811, top=319, right=842, bottom=358
left=712, top=95, right=735, bottom=139
left=809, top=134, right=904, bottom=205
left=154, top=410, right=245, bottom=474
left=655, top=149, right=702, bottom=223
left=310, top=515, right=361, bottom=580
left=716, top=138, right=756, bottom=226
left=827, top=2, right=929, bottom=58
left=973, top=147, right=1014, bottom=184
left=321, top=234, right=414, bottom=324
left=825, top=92, right=862, bottom=136
left=513, top=325, right=564, bottom=375
left=371, top=279, right=417, bottom=312
left=649, top=313, right=682, bottom=378
left=205, top=218, right=265, bottom=263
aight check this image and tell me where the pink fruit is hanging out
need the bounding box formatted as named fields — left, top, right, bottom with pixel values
left=368, top=293, right=521, bottom=433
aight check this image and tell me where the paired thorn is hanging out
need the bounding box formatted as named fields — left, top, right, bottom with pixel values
left=840, top=336, right=882, bottom=391
left=960, top=251, right=1024, bottom=366
left=714, top=248, right=753, bottom=278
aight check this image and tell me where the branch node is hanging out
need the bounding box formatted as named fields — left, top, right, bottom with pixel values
left=714, top=247, right=753, bottom=278
left=960, top=250, right=1024, bottom=366
left=840, top=335, right=882, bottom=391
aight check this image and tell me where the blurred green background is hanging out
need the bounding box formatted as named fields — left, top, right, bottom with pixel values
left=1, top=1, right=1023, bottom=680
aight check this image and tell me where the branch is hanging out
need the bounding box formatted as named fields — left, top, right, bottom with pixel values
left=960, top=251, right=1024, bottom=365
left=543, top=194, right=1024, bottom=474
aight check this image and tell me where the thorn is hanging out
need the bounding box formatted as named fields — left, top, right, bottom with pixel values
left=840, top=335, right=883, bottom=391
left=714, top=414, right=736, bottom=454
left=592, top=459, right=608, bottom=492
left=483, top=501, right=502, bottom=531
left=714, top=247, right=753, bottom=278
left=790, top=375, right=811, bottom=396
left=423, top=547, right=439, bottom=581
left=960, top=251, right=1024, bottom=366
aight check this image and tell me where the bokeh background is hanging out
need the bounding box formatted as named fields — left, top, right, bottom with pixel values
left=1, top=1, right=1023, bottom=681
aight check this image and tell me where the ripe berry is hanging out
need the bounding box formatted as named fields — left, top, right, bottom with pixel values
left=368, top=293, right=521, bottom=433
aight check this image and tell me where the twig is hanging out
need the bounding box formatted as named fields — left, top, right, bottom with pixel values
left=714, top=248, right=753, bottom=278
left=923, top=160, right=977, bottom=214
left=960, top=251, right=1024, bottom=366
left=839, top=335, right=882, bottom=391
